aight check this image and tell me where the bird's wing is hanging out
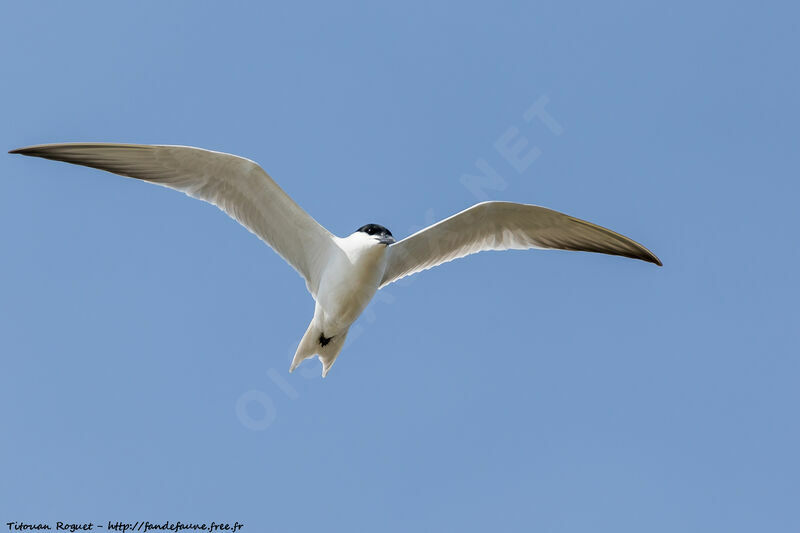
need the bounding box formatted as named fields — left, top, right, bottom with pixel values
left=10, top=143, right=335, bottom=296
left=381, top=201, right=661, bottom=288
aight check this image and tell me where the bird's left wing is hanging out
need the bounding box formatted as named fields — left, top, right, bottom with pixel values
left=10, top=143, right=335, bottom=296
left=380, top=201, right=661, bottom=288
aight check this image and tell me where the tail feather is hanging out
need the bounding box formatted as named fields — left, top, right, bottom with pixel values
left=289, top=321, right=317, bottom=373
left=290, top=320, right=349, bottom=378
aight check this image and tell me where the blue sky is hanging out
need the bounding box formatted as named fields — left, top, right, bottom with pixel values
left=1, top=1, right=798, bottom=531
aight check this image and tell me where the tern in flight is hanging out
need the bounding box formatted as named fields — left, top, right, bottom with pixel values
left=10, top=143, right=661, bottom=377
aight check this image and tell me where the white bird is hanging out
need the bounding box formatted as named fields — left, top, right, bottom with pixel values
left=10, top=143, right=662, bottom=377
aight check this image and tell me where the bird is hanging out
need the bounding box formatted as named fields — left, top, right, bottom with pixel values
left=10, top=143, right=662, bottom=377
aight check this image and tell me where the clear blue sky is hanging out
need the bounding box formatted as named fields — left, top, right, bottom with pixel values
left=1, top=2, right=798, bottom=531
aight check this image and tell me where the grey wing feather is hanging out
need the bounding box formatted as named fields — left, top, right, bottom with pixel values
left=10, top=143, right=334, bottom=295
left=381, top=201, right=661, bottom=287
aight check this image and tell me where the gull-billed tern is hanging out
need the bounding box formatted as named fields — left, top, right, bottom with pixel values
left=10, top=143, right=662, bottom=377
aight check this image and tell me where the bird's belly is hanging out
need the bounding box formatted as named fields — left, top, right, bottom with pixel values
left=315, top=251, right=385, bottom=333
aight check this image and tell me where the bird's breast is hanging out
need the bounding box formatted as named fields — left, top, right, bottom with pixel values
left=315, top=243, right=388, bottom=331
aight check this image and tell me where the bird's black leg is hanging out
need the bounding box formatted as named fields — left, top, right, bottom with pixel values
left=318, top=333, right=333, bottom=347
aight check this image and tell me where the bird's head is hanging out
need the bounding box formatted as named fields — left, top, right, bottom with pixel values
left=355, top=223, right=395, bottom=245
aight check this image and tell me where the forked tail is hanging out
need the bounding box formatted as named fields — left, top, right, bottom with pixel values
left=289, top=319, right=349, bottom=378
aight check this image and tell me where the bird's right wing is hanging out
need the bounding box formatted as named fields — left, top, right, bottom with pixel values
left=10, top=143, right=335, bottom=296
left=381, top=201, right=661, bottom=288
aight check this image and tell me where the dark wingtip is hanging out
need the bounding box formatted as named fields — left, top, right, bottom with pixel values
left=640, top=251, right=662, bottom=267
left=641, top=251, right=663, bottom=267
left=10, top=144, right=51, bottom=156
left=9, top=145, right=41, bottom=155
